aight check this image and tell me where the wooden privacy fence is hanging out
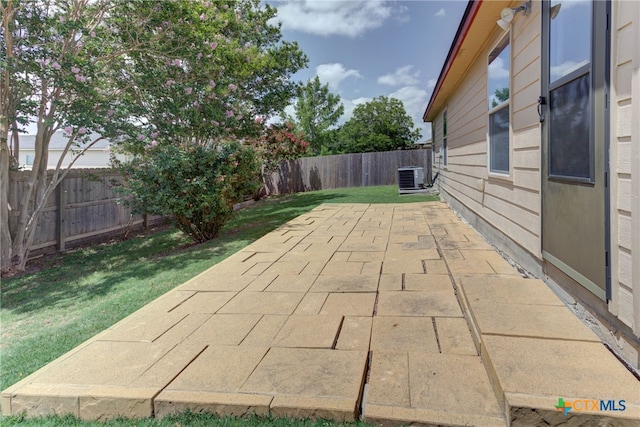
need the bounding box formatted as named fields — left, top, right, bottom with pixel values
left=7, top=149, right=430, bottom=255
left=8, top=169, right=163, bottom=255
left=264, top=148, right=432, bottom=195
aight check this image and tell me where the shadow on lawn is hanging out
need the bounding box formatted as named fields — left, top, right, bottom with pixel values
left=1, top=192, right=346, bottom=316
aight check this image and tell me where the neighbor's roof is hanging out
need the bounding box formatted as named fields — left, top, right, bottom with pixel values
left=19, top=131, right=111, bottom=150
left=423, top=0, right=512, bottom=122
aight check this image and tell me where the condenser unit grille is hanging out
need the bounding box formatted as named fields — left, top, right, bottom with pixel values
left=398, top=170, right=417, bottom=188
left=398, top=166, right=424, bottom=191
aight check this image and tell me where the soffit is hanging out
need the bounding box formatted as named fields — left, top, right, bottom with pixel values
left=424, top=0, right=513, bottom=122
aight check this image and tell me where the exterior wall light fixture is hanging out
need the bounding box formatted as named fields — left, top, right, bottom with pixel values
left=497, top=1, right=532, bottom=31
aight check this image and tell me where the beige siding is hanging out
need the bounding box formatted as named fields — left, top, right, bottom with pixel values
left=610, top=0, right=640, bottom=333
left=435, top=1, right=542, bottom=258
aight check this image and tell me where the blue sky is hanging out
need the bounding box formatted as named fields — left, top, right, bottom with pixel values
left=268, top=0, right=469, bottom=141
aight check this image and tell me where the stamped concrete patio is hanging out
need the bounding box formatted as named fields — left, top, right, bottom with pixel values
left=2, top=202, right=639, bottom=426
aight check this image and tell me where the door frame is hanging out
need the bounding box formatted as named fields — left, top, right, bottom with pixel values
left=540, top=0, right=612, bottom=301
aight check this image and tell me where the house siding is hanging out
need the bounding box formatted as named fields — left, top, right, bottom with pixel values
left=18, top=149, right=119, bottom=170
left=433, top=1, right=542, bottom=259
left=610, top=0, right=640, bottom=334
left=428, top=0, right=639, bottom=369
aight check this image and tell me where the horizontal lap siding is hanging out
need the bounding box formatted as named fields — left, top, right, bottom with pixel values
left=436, top=2, right=542, bottom=259
left=610, top=0, right=640, bottom=332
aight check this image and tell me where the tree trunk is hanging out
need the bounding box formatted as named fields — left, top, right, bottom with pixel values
left=0, top=140, right=12, bottom=271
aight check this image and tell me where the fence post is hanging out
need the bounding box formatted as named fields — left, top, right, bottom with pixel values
left=56, top=179, right=66, bottom=251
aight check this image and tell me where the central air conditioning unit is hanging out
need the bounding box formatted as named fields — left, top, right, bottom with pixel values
left=398, top=166, right=424, bottom=194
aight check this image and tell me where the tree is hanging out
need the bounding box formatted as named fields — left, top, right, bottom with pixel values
left=0, top=0, right=307, bottom=272
left=291, top=76, right=343, bottom=155
left=491, top=87, right=509, bottom=108
left=110, top=0, right=307, bottom=151
left=1, top=0, right=143, bottom=272
left=335, top=96, right=421, bottom=154
left=111, top=0, right=307, bottom=242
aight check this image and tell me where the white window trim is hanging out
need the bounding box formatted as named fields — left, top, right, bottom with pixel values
left=442, top=108, right=448, bottom=169
left=487, top=33, right=512, bottom=181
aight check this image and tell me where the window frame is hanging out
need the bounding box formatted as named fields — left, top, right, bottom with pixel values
left=487, top=33, right=512, bottom=178
left=442, top=109, right=448, bottom=167
left=546, top=0, right=595, bottom=184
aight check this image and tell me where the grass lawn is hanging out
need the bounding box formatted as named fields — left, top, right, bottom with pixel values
left=0, top=185, right=438, bottom=426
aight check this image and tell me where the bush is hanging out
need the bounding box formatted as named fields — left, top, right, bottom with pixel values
left=250, top=122, right=310, bottom=174
left=119, top=141, right=261, bottom=242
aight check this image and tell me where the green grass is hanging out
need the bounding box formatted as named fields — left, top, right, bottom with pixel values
left=2, top=412, right=374, bottom=426
left=0, top=185, right=437, bottom=426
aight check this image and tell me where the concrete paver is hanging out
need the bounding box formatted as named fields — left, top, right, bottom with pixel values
left=178, top=273, right=254, bottom=292
left=378, top=274, right=402, bottom=291
left=319, top=292, right=376, bottom=316
left=366, top=351, right=410, bottom=407
left=484, top=336, right=640, bottom=421
left=404, top=273, right=452, bottom=291
left=434, top=317, right=478, bottom=355
left=457, top=274, right=565, bottom=306
left=309, top=274, right=378, bottom=292
left=3, top=201, right=638, bottom=426
left=182, top=314, right=260, bottom=346
left=272, top=315, right=342, bottom=348
left=293, top=292, right=327, bottom=315
left=334, top=317, right=372, bottom=350
left=167, top=292, right=237, bottom=316
left=376, top=290, right=462, bottom=317
left=99, top=310, right=189, bottom=342
left=470, top=302, right=602, bottom=341
left=365, top=351, right=505, bottom=426
left=217, top=292, right=304, bottom=315
left=408, top=353, right=505, bottom=423
left=240, top=315, right=288, bottom=347
left=239, top=348, right=368, bottom=421
left=161, top=345, right=268, bottom=393
left=264, top=274, right=317, bottom=293
left=370, top=316, right=439, bottom=352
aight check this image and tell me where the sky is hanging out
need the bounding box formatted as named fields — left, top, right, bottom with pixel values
left=267, top=0, right=469, bottom=141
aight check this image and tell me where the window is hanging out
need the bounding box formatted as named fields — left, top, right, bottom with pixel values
left=488, top=36, right=510, bottom=175
left=548, top=0, right=592, bottom=181
left=442, top=110, right=447, bottom=166
left=26, top=154, right=35, bottom=166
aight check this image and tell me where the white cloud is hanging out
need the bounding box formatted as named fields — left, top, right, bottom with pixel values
left=377, top=65, right=420, bottom=87
left=488, top=57, right=509, bottom=79
left=316, top=63, right=363, bottom=91
left=427, top=78, right=438, bottom=89
left=270, top=0, right=397, bottom=37
left=389, top=86, right=429, bottom=141
left=550, top=60, right=588, bottom=81
left=435, top=8, right=446, bottom=18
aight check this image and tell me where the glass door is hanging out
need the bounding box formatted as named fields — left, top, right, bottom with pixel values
left=541, top=0, right=610, bottom=300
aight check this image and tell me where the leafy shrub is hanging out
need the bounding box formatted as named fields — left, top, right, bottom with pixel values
left=119, top=141, right=261, bottom=242
left=251, top=121, right=310, bottom=173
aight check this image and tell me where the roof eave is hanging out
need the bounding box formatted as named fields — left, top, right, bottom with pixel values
left=423, top=0, right=481, bottom=123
